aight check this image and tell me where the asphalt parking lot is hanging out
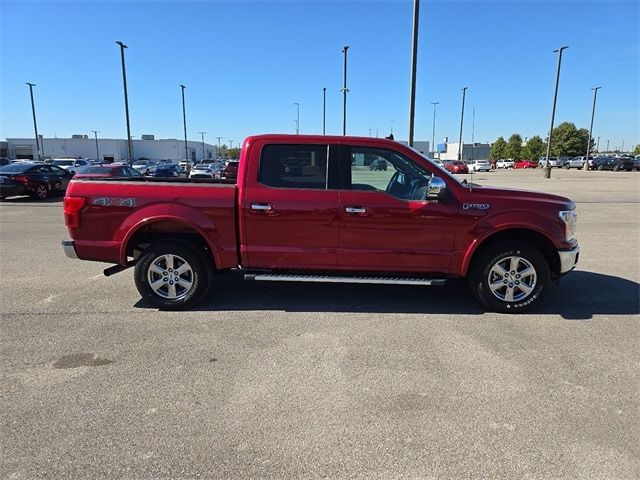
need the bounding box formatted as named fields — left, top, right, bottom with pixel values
left=1, top=169, right=639, bottom=479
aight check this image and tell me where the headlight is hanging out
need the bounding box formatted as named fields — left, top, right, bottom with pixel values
left=559, top=209, right=578, bottom=241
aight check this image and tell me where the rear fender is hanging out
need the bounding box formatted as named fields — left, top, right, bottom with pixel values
left=117, top=203, right=219, bottom=266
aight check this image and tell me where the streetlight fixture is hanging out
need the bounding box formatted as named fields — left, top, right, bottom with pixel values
left=25, top=82, right=41, bottom=161
left=322, top=87, right=327, bottom=135
left=91, top=130, right=100, bottom=162
left=294, top=102, right=300, bottom=134
left=407, top=0, right=420, bottom=147
left=457, top=87, right=468, bottom=161
left=198, top=131, right=207, bottom=161
left=584, top=86, right=601, bottom=170
left=430, top=101, right=439, bottom=158
left=115, top=41, right=133, bottom=165
left=543, top=46, right=569, bottom=179
left=341, top=46, right=350, bottom=136
left=180, top=84, right=189, bottom=163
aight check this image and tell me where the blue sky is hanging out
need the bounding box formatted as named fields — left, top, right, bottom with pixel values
left=1, top=0, right=638, bottom=150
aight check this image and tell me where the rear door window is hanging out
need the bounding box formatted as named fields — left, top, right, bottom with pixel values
left=259, top=144, right=328, bottom=189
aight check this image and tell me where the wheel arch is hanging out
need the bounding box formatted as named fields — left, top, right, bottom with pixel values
left=121, top=216, right=218, bottom=269
left=463, top=228, right=560, bottom=278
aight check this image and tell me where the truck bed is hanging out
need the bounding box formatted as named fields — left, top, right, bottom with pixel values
left=65, top=178, right=239, bottom=268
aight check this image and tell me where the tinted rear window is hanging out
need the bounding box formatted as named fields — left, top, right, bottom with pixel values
left=0, top=164, right=33, bottom=173
left=259, top=145, right=328, bottom=189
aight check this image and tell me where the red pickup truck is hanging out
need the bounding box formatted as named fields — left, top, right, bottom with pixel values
left=62, top=134, right=579, bottom=313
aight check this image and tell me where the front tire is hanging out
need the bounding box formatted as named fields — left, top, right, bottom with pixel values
left=134, top=241, right=211, bottom=310
left=468, top=242, right=550, bottom=313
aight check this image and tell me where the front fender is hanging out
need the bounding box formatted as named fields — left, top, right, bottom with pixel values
left=457, top=210, right=566, bottom=276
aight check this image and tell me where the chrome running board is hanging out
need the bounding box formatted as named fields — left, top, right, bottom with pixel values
left=244, top=273, right=446, bottom=286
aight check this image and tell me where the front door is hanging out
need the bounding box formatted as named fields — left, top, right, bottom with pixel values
left=338, top=146, right=458, bottom=274
left=241, top=142, right=340, bottom=270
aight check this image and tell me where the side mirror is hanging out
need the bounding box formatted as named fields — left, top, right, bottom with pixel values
left=427, top=176, right=447, bottom=200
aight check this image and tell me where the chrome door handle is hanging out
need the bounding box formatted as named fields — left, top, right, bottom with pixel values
left=251, top=203, right=273, bottom=211
left=345, top=206, right=367, bottom=214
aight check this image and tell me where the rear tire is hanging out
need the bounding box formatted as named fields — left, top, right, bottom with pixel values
left=468, top=241, right=550, bottom=313
left=134, top=240, right=211, bottom=310
left=31, top=184, right=48, bottom=200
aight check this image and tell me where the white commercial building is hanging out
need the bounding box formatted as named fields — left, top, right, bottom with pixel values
left=3, top=136, right=218, bottom=163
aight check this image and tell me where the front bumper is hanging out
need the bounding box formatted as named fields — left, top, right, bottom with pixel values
left=61, top=240, right=79, bottom=259
left=558, top=246, right=579, bottom=274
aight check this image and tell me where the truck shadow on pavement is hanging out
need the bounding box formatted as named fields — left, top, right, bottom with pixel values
left=140, top=270, right=638, bottom=320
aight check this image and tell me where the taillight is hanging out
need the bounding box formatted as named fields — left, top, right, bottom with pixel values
left=63, top=196, right=86, bottom=228
left=14, top=175, right=29, bottom=184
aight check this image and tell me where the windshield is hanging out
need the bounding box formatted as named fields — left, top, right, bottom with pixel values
left=133, top=161, right=148, bottom=166
left=407, top=146, right=463, bottom=184
left=53, top=160, right=74, bottom=166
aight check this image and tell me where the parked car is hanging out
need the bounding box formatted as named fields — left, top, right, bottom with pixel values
left=222, top=160, right=240, bottom=180
left=51, top=158, right=90, bottom=174
left=635, top=156, right=640, bottom=171
left=73, top=165, right=142, bottom=179
left=62, top=133, right=580, bottom=313
left=443, top=160, right=469, bottom=174
left=189, top=163, right=221, bottom=179
left=595, top=156, right=635, bottom=171
left=468, top=160, right=491, bottom=172
left=0, top=162, right=72, bottom=200
left=132, top=160, right=158, bottom=176
left=563, top=156, right=590, bottom=169
left=539, top=157, right=560, bottom=167
left=369, top=159, right=388, bottom=171
left=514, top=160, right=538, bottom=169
left=496, top=159, right=514, bottom=169
left=179, top=159, right=194, bottom=174
left=0, top=158, right=10, bottom=167
left=152, top=163, right=181, bottom=177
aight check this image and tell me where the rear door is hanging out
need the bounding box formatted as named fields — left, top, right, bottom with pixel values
left=337, top=145, right=458, bottom=274
left=240, top=141, right=340, bottom=269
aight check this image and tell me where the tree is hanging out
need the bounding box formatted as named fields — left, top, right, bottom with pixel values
left=490, top=137, right=507, bottom=160
left=505, top=134, right=524, bottom=160
left=633, top=144, right=640, bottom=155
left=522, top=135, right=546, bottom=161
left=549, top=122, right=593, bottom=157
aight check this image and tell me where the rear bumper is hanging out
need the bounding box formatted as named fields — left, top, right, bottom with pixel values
left=61, top=240, right=79, bottom=259
left=558, top=246, right=579, bottom=274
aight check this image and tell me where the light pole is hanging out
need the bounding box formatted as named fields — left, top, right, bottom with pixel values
left=198, top=131, right=207, bottom=161
left=322, top=87, right=327, bottom=135
left=543, top=46, right=569, bottom=179
left=596, top=136, right=600, bottom=152
left=180, top=84, right=189, bottom=163
left=606, top=139, right=609, bottom=152
left=431, top=101, right=439, bottom=158
left=25, top=82, right=41, bottom=161
left=91, top=130, right=100, bottom=162
left=216, top=136, right=222, bottom=158
left=341, top=45, right=350, bottom=136
left=229, top=140, right=234, bottom=149
left=115, top=41, right=133, bottom=165
left=457, top=87, right=468, bottom=161
left=407, top=0, right=420, bottom=147
left=471, top=107, right=475, bottom=161
left=584, top=86, right=601, bottom=170
left=294, top=102, right=300, bottom=134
